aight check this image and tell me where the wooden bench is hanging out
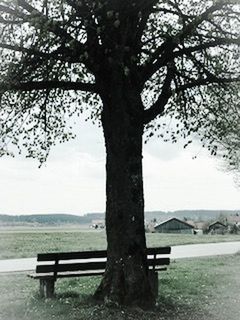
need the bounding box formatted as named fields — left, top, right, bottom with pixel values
left=28, top=247, right=171, bottom=298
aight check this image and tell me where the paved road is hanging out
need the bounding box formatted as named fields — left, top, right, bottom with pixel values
left=171, top=241, right=240, bottom=259
left=0, top=241, right=240, bottom=273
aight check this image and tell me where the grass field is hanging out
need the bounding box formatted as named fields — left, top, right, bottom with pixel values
left=0, top=254, right=239, bottom=320
left=0, top=227, right=240, bottom=259
left=1, top=228, right=239, bottom=319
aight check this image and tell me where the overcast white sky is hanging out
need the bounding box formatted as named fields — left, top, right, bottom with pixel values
left=0, top=119, right=239, bottom=215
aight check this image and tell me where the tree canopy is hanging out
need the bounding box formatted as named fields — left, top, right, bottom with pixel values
left=216, top=113, right=240, bottom=185
left=0, top=0, right=239, bottom=163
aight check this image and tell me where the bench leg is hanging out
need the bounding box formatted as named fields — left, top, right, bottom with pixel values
left=148, top=271, right=158, bottom=298
left=39, top=279, right=55, bottom=298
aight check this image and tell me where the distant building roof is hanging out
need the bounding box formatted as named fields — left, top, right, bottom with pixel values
left=185, top=220, right=197, bottom=228
left=208, top=221, right=227, bottom=229
left=155, top=217, right=195, bottom=229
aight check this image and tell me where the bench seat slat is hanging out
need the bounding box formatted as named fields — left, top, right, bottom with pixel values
left=36, top=261, right=106, bottom=273
left=37, top=250, right=107, bottom=262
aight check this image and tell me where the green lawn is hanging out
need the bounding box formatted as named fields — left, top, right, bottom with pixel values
left=0, top=229, right=107, bottom=259
left=0, top=227, right=240, bottom=259
left=0, top=254, right=239, bottom=320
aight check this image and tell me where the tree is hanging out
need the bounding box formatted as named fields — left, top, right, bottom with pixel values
left=0, top=0, right=240, bottom=308
left=215, top=113, right=240, bottom=186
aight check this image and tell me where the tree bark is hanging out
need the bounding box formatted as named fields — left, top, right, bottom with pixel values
left=94, top=78, right=155, bottom=309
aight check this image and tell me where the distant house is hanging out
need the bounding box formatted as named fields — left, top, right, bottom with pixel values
left=191, top=221, right=207, bottom=235
left=145, top=222, right=156, bottom=233
left=194, top=222, right=206, bottom=230
left=208, top=221, right=227, bottom=234
left=154, top=217, right=195, bottom=234
left=91, top=219, right=105, bottom=229
left=228, top=214, right=240, bottom=226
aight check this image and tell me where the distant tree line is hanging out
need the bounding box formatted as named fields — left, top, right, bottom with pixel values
left=0, top=213, right=101, bottom=225
left=1, top=210, right=239, bottom=226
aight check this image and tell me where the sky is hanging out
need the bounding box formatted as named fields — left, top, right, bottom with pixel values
left=0, top=119, right=240, bottom=215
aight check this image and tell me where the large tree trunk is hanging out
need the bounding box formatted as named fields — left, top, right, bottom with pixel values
left=94, top=78, right=155, bottom=309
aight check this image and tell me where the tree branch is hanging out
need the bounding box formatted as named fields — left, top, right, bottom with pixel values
left=65, top=0, right=102, bottom=66
left=177, top=0, right=238, bottom=41
left=0, top=4, right=23, bottom=17
left=141, top=0, right=239, bottom=81
left=143, top=72, right=240, bottom=125
left=16, top=0, right=86, bottom=54
left=0, top=80, right=97, bottom=93
left=174, top=37, right=240, bottom=58
left=0, top=16, right=24, bottom=24
left=65, top=0, right=90, bottom=17
left=0, top=42, right=80, bottom=63
left=175, top=76, right=240, bottom=93
left=143, top=64, right=175, bottom=124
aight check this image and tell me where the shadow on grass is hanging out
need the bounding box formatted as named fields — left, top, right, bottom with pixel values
left=57, top=291, right=80, bottom=299
left=34, top=288, right=208, bottom=320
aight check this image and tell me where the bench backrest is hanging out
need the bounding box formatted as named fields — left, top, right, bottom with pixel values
left=36, top=247, right=171, bottom=277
